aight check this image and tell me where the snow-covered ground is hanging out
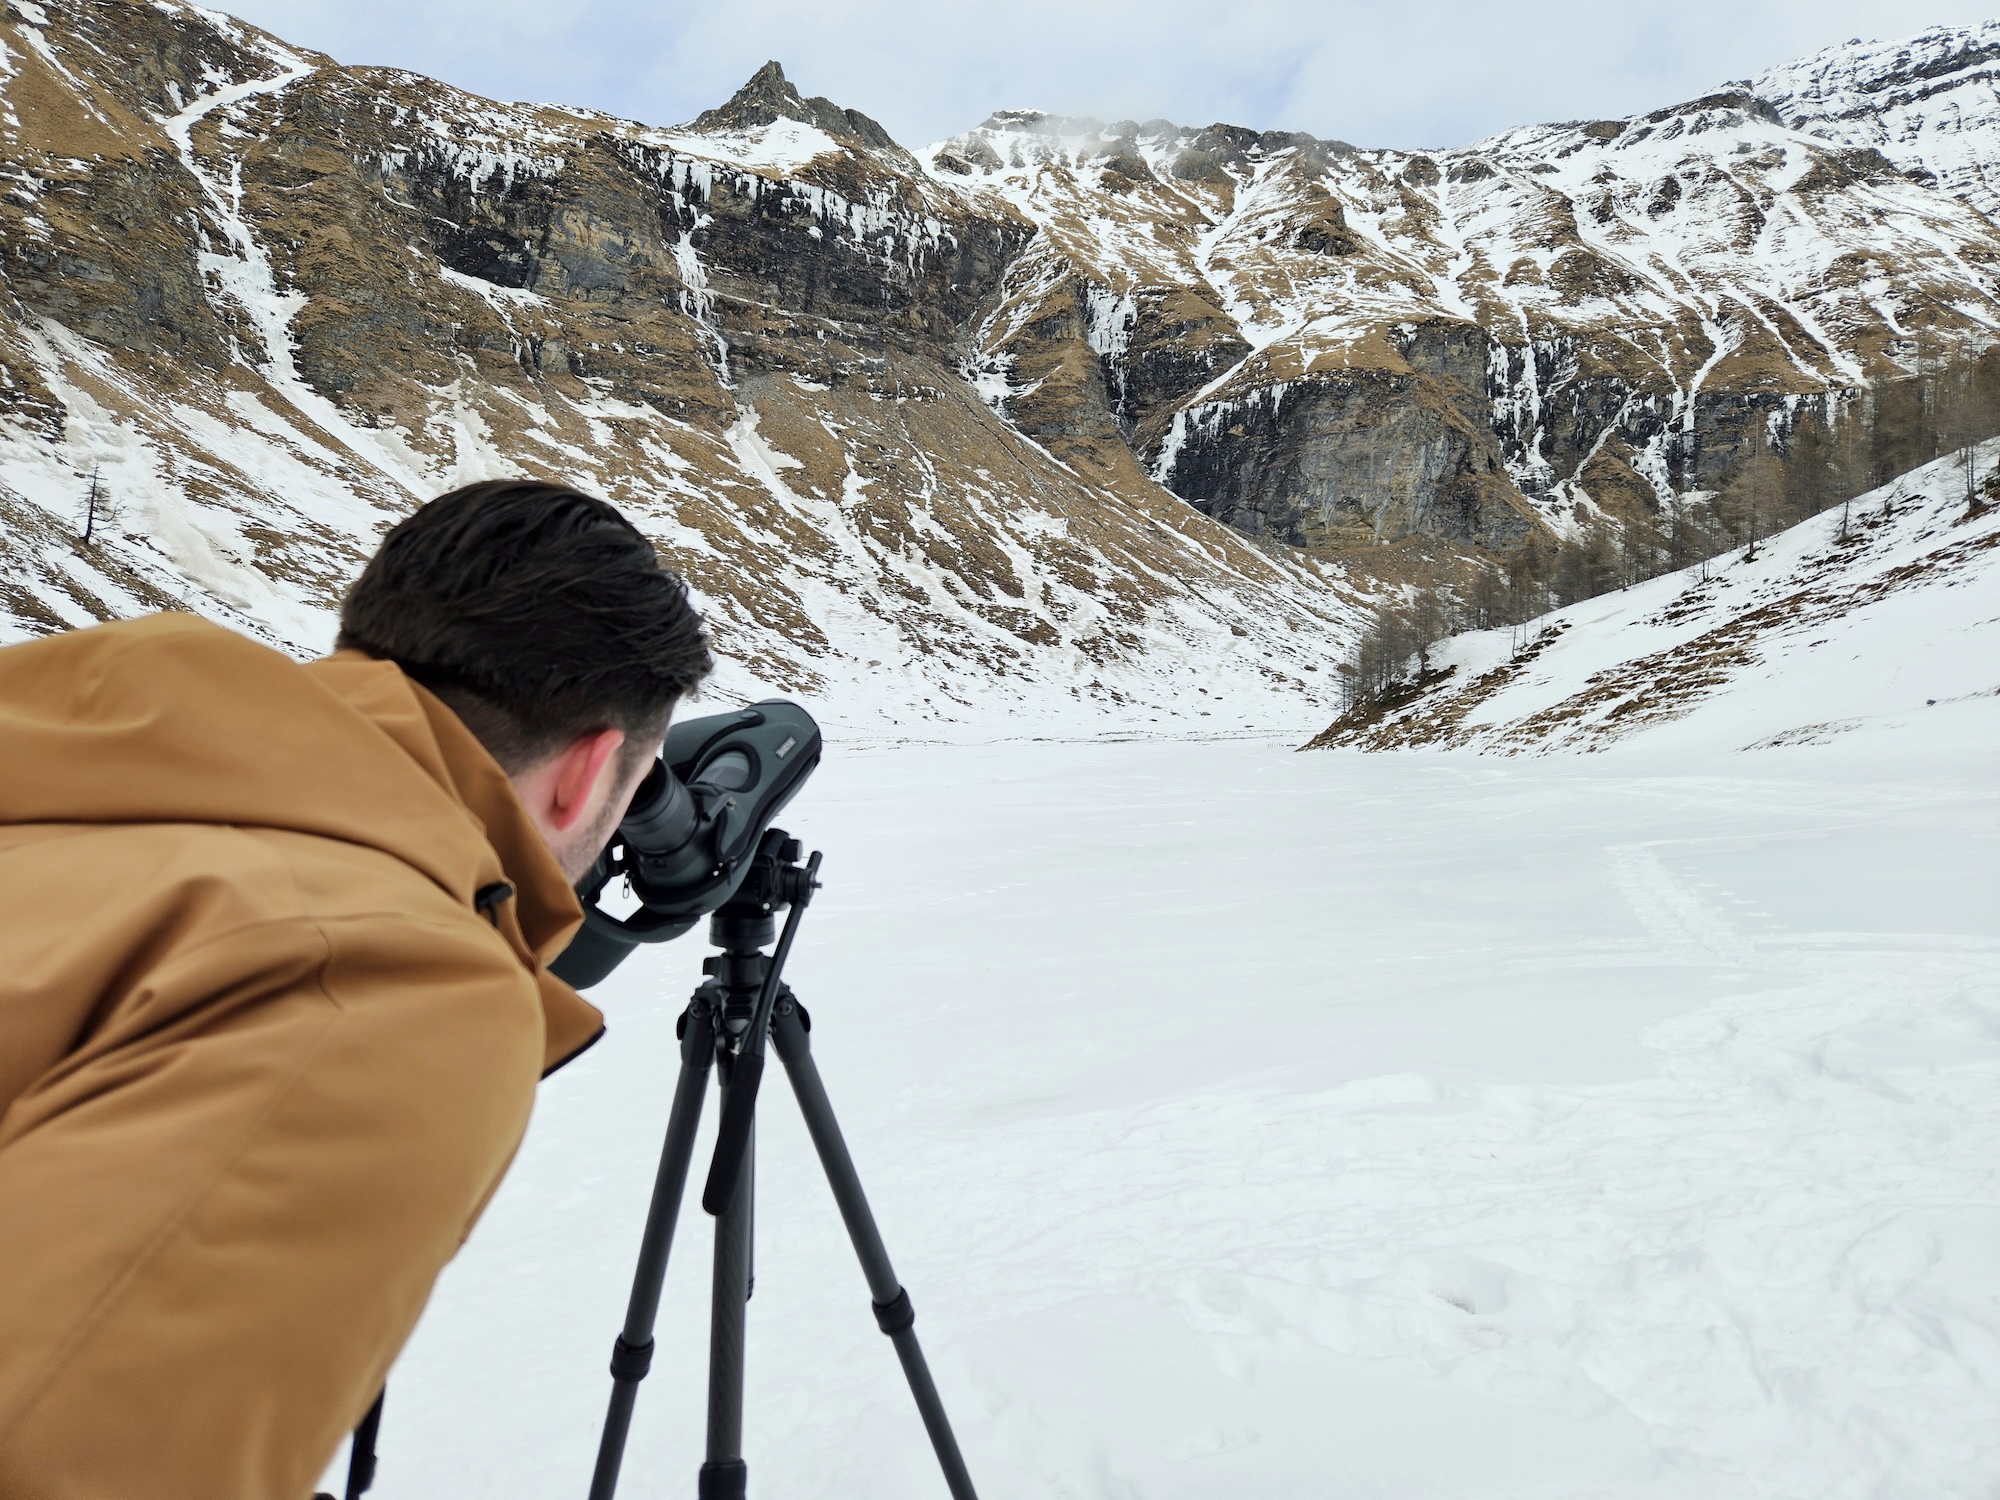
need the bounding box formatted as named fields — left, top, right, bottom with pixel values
left=343, top=693, right=2000, bottom=1499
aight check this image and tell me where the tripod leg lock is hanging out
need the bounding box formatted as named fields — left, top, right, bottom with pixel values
left=872, top=1286, right=916, bottom=1336
left=609, top=1334, right=655, bottom=1381
left=697, top=1458, right=748, bottom=1500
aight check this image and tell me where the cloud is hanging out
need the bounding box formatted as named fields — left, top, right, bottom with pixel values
left=220, top=0, right=1999, bottom=151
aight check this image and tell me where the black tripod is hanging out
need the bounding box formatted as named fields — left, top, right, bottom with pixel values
left=588, top=831, right=979, bottom=1500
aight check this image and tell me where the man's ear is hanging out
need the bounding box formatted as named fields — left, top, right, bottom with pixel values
left=547, top=726, right=627, bottom=832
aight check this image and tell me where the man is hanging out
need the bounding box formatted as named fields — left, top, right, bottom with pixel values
left=0, top=480, right=711, bottom=1499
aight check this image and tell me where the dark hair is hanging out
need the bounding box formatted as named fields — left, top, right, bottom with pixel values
left=339, top=480, right=713, bottom=772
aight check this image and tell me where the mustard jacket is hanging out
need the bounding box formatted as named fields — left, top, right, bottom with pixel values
left=0, top=613, right=603, bottom=1498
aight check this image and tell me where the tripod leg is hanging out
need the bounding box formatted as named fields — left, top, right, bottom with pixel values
left=343, top=1388, right=384, bottom=1499
left=769, top=997, right=980, bottom=1500
left=701, top=1064, right=753, bottom=1500
left=589, top=998, right=719, bottom=1500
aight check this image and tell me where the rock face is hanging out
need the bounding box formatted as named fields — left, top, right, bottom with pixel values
left=0, top=2, right=1357, bottom=737
left=931, top=50, right=2000, bottom=546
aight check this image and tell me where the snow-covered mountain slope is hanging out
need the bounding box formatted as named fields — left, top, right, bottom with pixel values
left=1306, top=450, right=2000, bottom=754
left=0, top=4, right=1359, bottom=740
left=929, top=34, right=2000, bottom=549
left=1754, top=21, right=2000, bottom=218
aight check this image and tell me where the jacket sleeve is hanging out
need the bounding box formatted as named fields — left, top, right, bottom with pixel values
left=0, top=848, right=547, bottom=1500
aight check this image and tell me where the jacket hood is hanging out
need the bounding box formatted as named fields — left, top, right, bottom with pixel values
left=0, top=613, right=600, bottom=1068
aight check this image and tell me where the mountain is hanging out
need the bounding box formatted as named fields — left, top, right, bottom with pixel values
left=0, top=2, right=1358, bottom=738
left=1752, top=21, right=2000, bottom=217
left=931, top=55, right=2000, bottom=551
left=4, top=2, right=2000, bottom=740
left=1303, top=453, right=2000, bottom=754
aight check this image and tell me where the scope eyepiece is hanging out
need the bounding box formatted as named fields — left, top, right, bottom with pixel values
left=549, top=699, right=823, bottom=990
left=619, top=760, right=698, bottom=856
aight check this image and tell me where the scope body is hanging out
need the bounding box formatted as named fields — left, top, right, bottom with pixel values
left=549, top=699, right=822, bottom=989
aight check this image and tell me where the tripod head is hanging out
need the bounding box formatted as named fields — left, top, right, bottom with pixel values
left=697, top=828, right=821, bottom=1216
left=707, top=830, right=819, bottom=958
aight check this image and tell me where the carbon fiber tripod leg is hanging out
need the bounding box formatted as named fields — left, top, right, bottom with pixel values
left=588, top=996, right=718, bottom=1500
left=769, top=994, right=979, bottom=1500
left=699, top=1064, right=752, bottom=1500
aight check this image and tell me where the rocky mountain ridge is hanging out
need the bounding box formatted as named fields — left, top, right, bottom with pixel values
left=930, top=28, right=2000, bottom=551
left=1752, top=21, right=2000, bottom=216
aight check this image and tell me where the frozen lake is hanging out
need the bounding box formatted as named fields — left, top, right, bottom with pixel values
left=350, top=713, right=2000, bottom=1499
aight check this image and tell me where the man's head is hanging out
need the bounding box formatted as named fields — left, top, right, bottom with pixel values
left=338, top=480, right=713, bottom=880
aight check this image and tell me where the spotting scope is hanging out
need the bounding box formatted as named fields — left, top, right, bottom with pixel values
left=550, top=699, right=822, bottom=989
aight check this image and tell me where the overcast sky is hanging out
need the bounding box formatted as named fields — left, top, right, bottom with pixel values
left=215, top=0, right=1998, bottom=151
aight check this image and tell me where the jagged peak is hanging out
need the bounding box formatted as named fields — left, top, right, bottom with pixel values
left=937, top=107, right=1356, bottom=184
left=969, top=111, right=1214, bottom=146
left=1753, top=18, right=2000, bottom=95
left=689, top=59, right=899, bottom=154
left=953, top=23, right=2000, bottom=170
left=972, top=109, right=1137, bottom=138
left=1641, top=88, right=1784, bottom=129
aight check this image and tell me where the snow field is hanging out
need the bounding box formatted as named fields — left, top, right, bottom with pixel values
left=352, top=714, right=2000, bottom=1499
